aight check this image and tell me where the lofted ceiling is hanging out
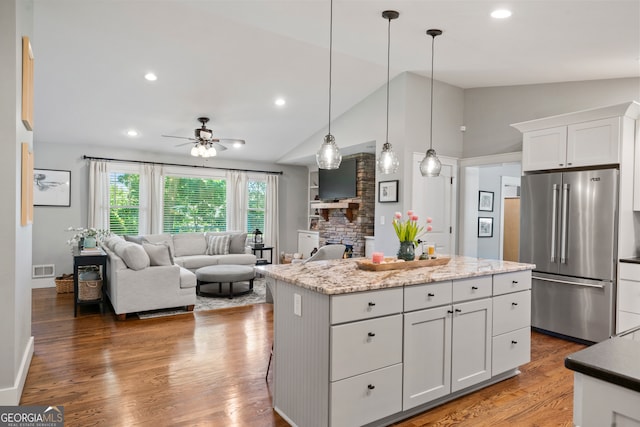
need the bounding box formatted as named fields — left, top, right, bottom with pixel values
left=32, top=1, right=640, bottom=165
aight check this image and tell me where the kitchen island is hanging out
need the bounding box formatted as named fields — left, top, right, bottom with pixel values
left=259, top=255, right=535, bottom=427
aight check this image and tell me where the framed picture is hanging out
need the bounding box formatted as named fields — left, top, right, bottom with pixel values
left=33, top=169, right=71, bottom=207
left=478, top=217, right=493, bottom=238
left=309, top=217, right=319, bottom=230
left=478, top=190, right=494, bottom=212
left=379, top=180, right=399, bottom=203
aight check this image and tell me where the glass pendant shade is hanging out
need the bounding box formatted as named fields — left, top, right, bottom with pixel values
left=316, top=134, right=342, bottom=169
left=377, top=142, right=399, bottom=174
left=190, top=145, right=199, bottom=157
left=419, top=148, right=442, bottom=177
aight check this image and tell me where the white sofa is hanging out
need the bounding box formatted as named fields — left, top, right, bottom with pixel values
left=102, top=231, right=256, bottom=320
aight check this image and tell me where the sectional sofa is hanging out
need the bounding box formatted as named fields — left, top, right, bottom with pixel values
left=101, top=231, right=257, bottom=319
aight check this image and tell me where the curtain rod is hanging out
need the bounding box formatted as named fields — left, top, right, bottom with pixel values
left=82, top=155, right=284, bottom=175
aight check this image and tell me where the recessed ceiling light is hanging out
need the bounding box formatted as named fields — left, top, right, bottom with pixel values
left=274, top=98, right=286, bottom=107
left=127, top=130, right=138, bottom=137
left=491, top=9, right=512, bottom=19
left=144, top=72, right=157, bottom=81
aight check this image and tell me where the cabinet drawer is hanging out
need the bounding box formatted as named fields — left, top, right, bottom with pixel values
left=404, top=281, right=452, bottom=312
left=619, top=279, right=640, bottom=313
left=492, top=327, right=531, bottom=376
left=619, top=262, right=640, bottom=280
left=493, top=290, right=531, bottom=336
left=331, top=314, right=402, bottom=381
left=493, top=270, right=531, bottom=295
left=331, top=288, right=403, bottom=324
left=452, top=276, right=492, bottom=302
left=330, top=364, right=402, bottom=427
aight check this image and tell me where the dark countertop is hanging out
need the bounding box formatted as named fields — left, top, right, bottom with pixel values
left=565, top=326, right=640, bottom=393
left=619, top=257, right=640, bottom=264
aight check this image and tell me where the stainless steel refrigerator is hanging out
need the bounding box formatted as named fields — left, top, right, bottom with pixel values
left=520, top=168, right=618, bottom=343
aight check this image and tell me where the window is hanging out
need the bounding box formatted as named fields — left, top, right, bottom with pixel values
left=247, top=179, right=266, bottom=233
left=109, top=172, right=140, bottom=235
left=163, top=175, right=227, bottom=233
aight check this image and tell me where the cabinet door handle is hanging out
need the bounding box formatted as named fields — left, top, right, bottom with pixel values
left=368, top=302, right=376, bottom=307
left=511, top=302, right=518, bottom=306
left=447, top=310, right=453, bottom=314
left=455, top=308, right=462, bottom=313
left=512, top=280, right=518, bottom=284
left=367, top=332, right=376, bottom=337
left=427, top=293, right=435, bottom=297
left=511, top=340, right=518, bottom=344
left=471, top=286, right=478, bottom=290
left=367, top=384, right=375, bottom=390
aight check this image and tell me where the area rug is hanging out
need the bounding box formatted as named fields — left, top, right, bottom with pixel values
left=136, top=278, right=266, bottom=319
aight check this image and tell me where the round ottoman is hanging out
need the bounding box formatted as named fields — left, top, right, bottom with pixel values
left=195, top=265, right=256, bottom=299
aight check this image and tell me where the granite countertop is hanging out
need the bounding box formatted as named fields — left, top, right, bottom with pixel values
left=257, top=255, right=535, bottom=295
left=619, top=257, right=640, bottom=264
left=565, top=326, right=640, bottom=393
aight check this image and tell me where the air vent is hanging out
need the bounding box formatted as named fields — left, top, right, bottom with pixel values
left=32, top=264, right=55, bottom=278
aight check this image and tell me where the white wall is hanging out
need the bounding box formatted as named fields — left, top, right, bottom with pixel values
left=280, top=72, right=465, bottom=256
left=32, top=142, right=308, bottom=278
left=463, top=77, right=640, bottom=158
left=0, top=0, right=34, bottom=405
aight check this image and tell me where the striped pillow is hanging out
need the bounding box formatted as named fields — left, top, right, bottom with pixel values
left=206, top=234, right=230, bottom=255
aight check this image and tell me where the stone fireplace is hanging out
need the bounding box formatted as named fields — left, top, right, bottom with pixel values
left=316, top=153, right=375, bottom=257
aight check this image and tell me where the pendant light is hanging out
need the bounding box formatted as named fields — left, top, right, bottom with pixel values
left=419, top=29, right=443, bottom=177
left=316, top=0, right=342, bottom=170
left=377, top=10, right=400, bottom=175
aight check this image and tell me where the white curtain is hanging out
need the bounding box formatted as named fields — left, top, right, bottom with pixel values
left=139, top=163, right=164, bottom=234
left=226, top=170, right=247, bottom=231
left=266, top=174, right=279, bottom=262
left=88, top=160, right=109, bottom=229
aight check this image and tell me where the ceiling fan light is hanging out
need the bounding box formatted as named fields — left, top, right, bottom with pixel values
left=377, top=142, right=399, bottom=174
left=207, top=146, right=217, bottom=157
left=419, top=148, right=442, bottom=177
left=190, top=145, right=199, bottom=157
left=316, top=134, right=342, bottom=170
left=233, top=141, right=243, bottom=148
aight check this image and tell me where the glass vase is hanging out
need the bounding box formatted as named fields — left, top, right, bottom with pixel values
left=397, top=241, right=415, bottom=262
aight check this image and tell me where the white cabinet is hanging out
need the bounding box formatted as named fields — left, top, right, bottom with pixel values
left=617, top=262, right=640, bottom=333
left=308, top=168, right=320, bottom=229
left=522, top=117, right=620, bottom=171
left=573, top=373, right=640, bottom=427
left=403, top=278, right=493, bottom=410
left=297, top=230, right=319, bottom=259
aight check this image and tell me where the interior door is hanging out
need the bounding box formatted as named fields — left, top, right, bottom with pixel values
left=412, top=154, right=456, bottom=255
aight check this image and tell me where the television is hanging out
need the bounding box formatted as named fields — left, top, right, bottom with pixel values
left=318, top=158, right=357, bottom=201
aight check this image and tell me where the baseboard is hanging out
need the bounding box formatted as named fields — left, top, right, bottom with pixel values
left=0, top=336, right=34, bottom=405
left=32, top=277, right=55, bottom=289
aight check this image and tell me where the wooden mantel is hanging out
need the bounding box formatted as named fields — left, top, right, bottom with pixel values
left=311, top=199, right=360, bottom=222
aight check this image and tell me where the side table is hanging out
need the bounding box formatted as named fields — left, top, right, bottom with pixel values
left=72, top=247, right=108, bottom=317
left=251, top=246, right=273, bottom=265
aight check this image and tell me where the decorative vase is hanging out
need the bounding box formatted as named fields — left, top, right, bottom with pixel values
left=83, top=236, right=97, bottom=249
left=397, top=241, right=415, bottom=261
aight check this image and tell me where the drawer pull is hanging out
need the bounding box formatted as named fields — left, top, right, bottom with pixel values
left=512, top=280, right=519, bottom=284
left=447, top=310, right=453, bottom=314
left=367, top=332, right=376, bottom=337
left=367, top=384, right=375, bottom=390
left=427, top=293, right=435, bottom=297
left=471, top=286, right=478, bottom=290
left=368, top=302, right=376, bottom=307
left=511, top=302, right=518, bottom=306
left=455, top=308, right=462, bottom=313
left=511, top=340, right=518, bottom=344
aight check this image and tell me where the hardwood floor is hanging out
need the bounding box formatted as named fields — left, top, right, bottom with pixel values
left=23, top=288, right=585, bottom=426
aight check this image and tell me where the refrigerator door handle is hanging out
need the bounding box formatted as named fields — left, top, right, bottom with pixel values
left=532, top=275, right=605, bottom=289
left=550, top=184, right=559, bottom=263
left=560, top=183, right=569, bottom=264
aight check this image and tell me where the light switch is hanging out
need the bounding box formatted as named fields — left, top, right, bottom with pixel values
left=380, top=215, right=385, bottom=225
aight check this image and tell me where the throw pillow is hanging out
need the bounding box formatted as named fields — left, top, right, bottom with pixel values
left=124, top=235, right=147, bottom=245
left=173, top=232, right=207, bottom=257
left=206, top=234, right=230, bottom=255
left=229, top=232, right=248, bottom=254
left=142, top=242, right=174, bottom=266
left=114, top=242, right=150, bottom=271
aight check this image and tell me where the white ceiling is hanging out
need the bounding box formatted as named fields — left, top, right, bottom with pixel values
left=32, top=1, right=640, bottom=164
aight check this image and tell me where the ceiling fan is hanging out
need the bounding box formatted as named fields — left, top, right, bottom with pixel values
left=162, top=117, right=246, bottom=157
